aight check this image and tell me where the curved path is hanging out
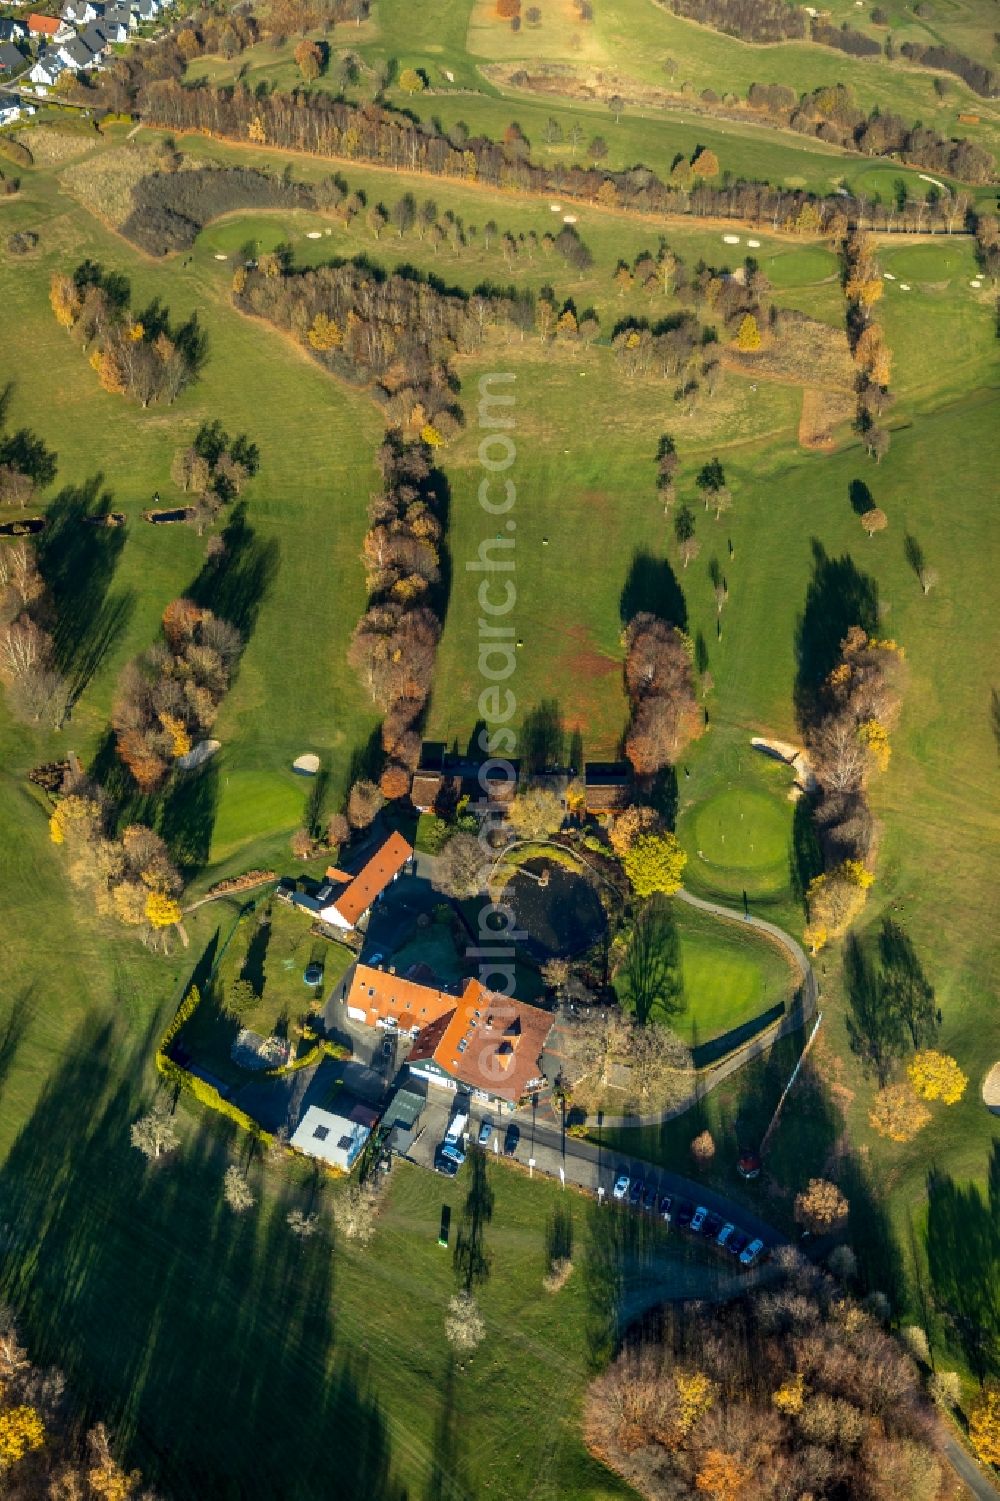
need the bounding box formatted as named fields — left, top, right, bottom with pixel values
left=593, top=886, right=819, bottom=1130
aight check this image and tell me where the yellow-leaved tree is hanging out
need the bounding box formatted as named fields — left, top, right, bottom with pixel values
left=623, top=831, right=687, bottom=897
left=672, top=1370, right=717, bottom=1443
left=868, top=1081, right=931, bottom=1142
left=145, top=891, right=182, bottom=929
left=969, top=1388, right=1000, bottom=1468
left=736, top=313, right=761, bottom=351
left=307, top=312, right=343, bottom=351
left=907, top=1050, right=968, bottom=1105
left=0, top=1404, right=45, bottom=1469
left=804, top=860, right=874, bottom=952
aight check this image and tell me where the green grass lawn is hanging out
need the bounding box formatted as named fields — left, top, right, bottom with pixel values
left=0, top=84, right=998, bottom=1490
left=614, top=898, right=797, bottom=1046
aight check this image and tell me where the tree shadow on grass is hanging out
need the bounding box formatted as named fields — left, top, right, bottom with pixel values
left=186, top=501, right=279, bottom=643
left=0, top=1009, right=408, bottom=1500
left=0, top=988, right=33, bottom=1098
left=423, top=1356, right=472, bottom=1501
left=157, top=760, right=220, bottom=874
left=794, top=540, right=878, bottom=728
left=618, top=895, right=684, bottom=1026
left=838, top=1152, right=908, bottom=1310
left=35, top=475, right=135, bottom=704
left=925, top=1141, right=1000, bottom=1383
left=521, top=698, right=564, bottom=775
left=453, top=1146, right=494, bottom=1294
left=619, top=549, right=687, bottom=630
left=789, top=794, right=824, bottom=911
left=848, top=479, right=874, bottom=516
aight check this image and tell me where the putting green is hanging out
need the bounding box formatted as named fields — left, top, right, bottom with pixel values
left=683, top=786, right=793, bottom=903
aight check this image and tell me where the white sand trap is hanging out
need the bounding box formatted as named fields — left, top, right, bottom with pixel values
left=550, top=203, right=562, bottom=211
left=292, top=753, right=321, bottom=775
left=984, top=1062, right=1000, bottom=1114
left=444, top=69, right=454, bottom=81
left=747, top=238, right=761, bottom=248
left=177, top=739, right=220, bottom=770
left=306, top=231, right=322, bottom=239
left=722, top=234, right=740, bottom=244
left=563, top=214, right=578, bottom=223
left=970, top=279, right=982, bottom=288
left=883, top=272, right=895, bottom=280
left=900, top=283, right=911, bottom=291
left=325, top=227, right=332, bottom=235
left=214, top=254, right=228, bottom=261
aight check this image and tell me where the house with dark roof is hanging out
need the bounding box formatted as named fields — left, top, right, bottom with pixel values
left=410, top=750, right=520, bottom=815
left=0, top=40, right=27, bottom=74
left=28, top=49, right=64, bottom=84
left=61, top=0, right=99, bottom=21
left=584, top=761, right=634, bottom=814
left=56, top=32, right=94, bottom=67
left=0, top=18, right=27, bottom=42
left=287, top=830, right=414, bottom=933
left=79, top=20, right=107, bottom=55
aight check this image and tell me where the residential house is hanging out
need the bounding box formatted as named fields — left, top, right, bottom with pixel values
left=583, top=761, right=634, bottom=815
left=26, top=12, right=70, bottom=39
left=61, top=0, right=99, bottom=20
left=0, top=41, right=28, bottom=75
left=286, top=830, right=414, bottom=932
left=0, top=99, right=23, bottom=123
left=98, top=7, right=129, bottom=39
left=79, top=21, right=106, bottom=57
left=344, top=964, right=554, bottom=1112
left=28, top=50, right=64, bottom=85
left=56, top=32, right=93, bottom=68
left=410, top=749, right=519, bottom=815
left=132, top=0, right=158, bottom=21
left=0, top=18, right=27, bottom=42
left=289, top=1099, right=378, bottom=1171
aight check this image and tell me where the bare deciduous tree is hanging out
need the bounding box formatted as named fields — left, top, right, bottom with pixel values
left=130, top=1103, right=179, bottom=1161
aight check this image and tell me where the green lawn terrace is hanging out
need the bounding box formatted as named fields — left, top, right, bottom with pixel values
left=173, top=898, right=355, bottom=1090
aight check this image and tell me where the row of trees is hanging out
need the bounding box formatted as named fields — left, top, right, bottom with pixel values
left=348, top=436, right=446, bottom=797
left=586, top=1245, right=951, bottom=1501
left=0, top=541, right=67, bottom=727
left=623, top=613, right=702, bottom=779
left=140, top=82, right=973, bottom=236
left=803, top=626, right=906, bottom=951
left=660, top=0, right=997, bottom=98
left=48, top=763, right=183, bottom=945
left=49, top=267, right=201, bottom=408
left=0, top=1304, right=156, bottom=1499
left=112, top=598, right=243, bottom=792
left=842, top=230, right=893, bottom=463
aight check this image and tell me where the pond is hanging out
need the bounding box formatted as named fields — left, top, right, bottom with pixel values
left=502, top=857, right=606, bottom=960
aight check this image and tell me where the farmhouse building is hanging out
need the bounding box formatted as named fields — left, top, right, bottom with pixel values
left=26, top=13, right=69, bottom=37
left=286, top=830, right=413, bottom=932
left=410, top=750, right=520, bottom=814
left=583, top=761, right=634, bottom=814
left=345, top=964, right=553, bottom=1111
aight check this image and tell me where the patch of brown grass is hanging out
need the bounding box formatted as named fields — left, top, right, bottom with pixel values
left=62, top=144, right=201, bottom=228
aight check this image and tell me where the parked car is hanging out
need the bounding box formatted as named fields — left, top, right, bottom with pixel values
left=674, top=1198, right=695, bottom=1229
left=478, top=1117, right=494, bottom=1147
left=503, top=1124, right=520, bottom=1156
left=613, top=1174, right=630, bottom=1201
left=434, top=1147, right=460, bottom=1177
left=381, top=1037, right=394, bottom=1061
left=642, top=1183, right=658, bottom=1212
left=703, top=1212, right=723, bottom=1240
left=740, top=1238, right=766, bottom=1267
left=659, top=1193, right=674, bottom=1223
left=716, top=1222, right=736, bottom=1250
left=366, top=951, right=385, bottom=967
left=690, top=1205, right=708, bottom=1233
left=727, top=1231, right=750, bottom=1260
left=628, top=1178, right=645, bottom=1207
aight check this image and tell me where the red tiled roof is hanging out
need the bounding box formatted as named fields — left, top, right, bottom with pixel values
left=27, top=13, right=61, bottom=31
left=329, top=831, right=412, bottom=926
left=429, top=981, right=552, bottom=1104
left=345, top=962, right=458, bottom=1034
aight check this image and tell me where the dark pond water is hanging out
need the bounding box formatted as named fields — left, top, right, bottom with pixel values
left=503, top=858, right=607, bottom=959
